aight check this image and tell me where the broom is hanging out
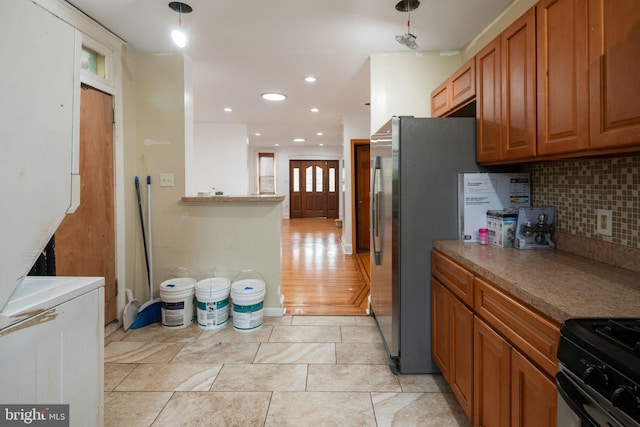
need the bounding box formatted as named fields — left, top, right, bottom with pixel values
left=130, top=176, right=161, bottom=328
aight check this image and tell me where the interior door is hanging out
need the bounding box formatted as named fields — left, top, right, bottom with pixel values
left=55, top=85, right=116, bottom=324
left=355, top=144, right=370, bottom=250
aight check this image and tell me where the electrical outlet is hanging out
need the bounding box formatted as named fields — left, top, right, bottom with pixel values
left=596, top=209, right=612, bottom=236
left=159, top=173, right=174, bottom=187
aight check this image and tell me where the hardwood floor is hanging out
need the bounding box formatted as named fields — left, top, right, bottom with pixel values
left=282, top=218, right=370, bottom=315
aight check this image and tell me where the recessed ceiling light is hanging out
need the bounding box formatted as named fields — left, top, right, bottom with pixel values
left=304, top=76, right=317, bottom=83
left=223, top=107, right=232, bottom=112
left=261, top=92, right=287, bottom=101
left=319, top=143, right=324, bottom=146
left=293, top=138, right=305, bottom=142
left=275, top=143, right=280, bottom=147
left=316, top=132, right=324, bottom=136
left=310, top=107, right=319, bottom=113
left=254, top=132, right=261, bottom=136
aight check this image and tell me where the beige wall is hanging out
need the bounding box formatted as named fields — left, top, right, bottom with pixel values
left=122, top=49, right=282, bottom=314
left=370, top=51, right=463, bottom=132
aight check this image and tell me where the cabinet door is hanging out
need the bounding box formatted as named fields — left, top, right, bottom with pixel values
left=476, top=37, right=503, bottom=163
left=451, top=295, right=474, bottom=420
left=431, top=80, right=450, bottom=118
left=588, top=0, right=640, bottom=149
left=450, top=59, right=476, bottom=111
left=511, top=349, right=557, bottom=427
left=501, top=7, right=537, bottom=161
left=432, top=279, right=451, bottom=380
left=474, top=317, right=511, bottom=427
left=537, top=0, right=589, bottom=155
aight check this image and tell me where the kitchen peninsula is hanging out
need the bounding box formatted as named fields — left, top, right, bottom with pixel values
left=178, top=194, right=285, bottom=315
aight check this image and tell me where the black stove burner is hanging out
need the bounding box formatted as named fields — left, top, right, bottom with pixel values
left=595, top=319, right=640, bottom=355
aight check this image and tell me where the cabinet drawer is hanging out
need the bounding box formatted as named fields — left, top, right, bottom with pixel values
left=432, top=250, right=474, bottom=307
left=474, top=277, right=560, bottom=377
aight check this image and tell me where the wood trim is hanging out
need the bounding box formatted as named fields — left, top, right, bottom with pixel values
left=350, top=139, right=370, bottom=253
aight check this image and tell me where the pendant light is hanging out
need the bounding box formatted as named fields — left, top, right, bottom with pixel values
left=169, top=2, right=192, bottom=49
left=395, top=0, right=419, bottom=50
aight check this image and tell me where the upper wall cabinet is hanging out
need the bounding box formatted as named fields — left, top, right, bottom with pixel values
left=477, top=7, right=537, bottom=164
left=537, top=0, right=589, bottom=156
left=431, top=59, right=475, bottom=118
left=588, top=0, right=640, bottom=149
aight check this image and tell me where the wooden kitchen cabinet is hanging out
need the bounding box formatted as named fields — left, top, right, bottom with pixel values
left=500, top=7, right=537, bottom=161
left=432, top=249, right=559, bottom=427
left=511, top=348, right=557, bottom=427
left=474, top=316, right=511, bottom=427
left=476, top=37, right=502, bottom=163
left=432, top=278, right=474, bottom=420
left=431, top=59, right=476, bottom=118
left=536, top=0, right=589, bottom=156
left=588, top=0, right=640, bottom=149
left=476, top=7, right=536, bottom=163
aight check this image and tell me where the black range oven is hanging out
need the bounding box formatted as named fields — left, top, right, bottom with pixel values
left=557, top=319, right=640, bottom=427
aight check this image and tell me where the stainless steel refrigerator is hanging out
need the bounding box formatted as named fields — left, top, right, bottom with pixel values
left=370, top=116, right=479, bottom=374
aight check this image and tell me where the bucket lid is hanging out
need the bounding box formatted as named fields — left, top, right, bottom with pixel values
left=196, top=277, right=231, bottom=294
left=231, top=278, right=265, bottom=294
left=160, top=277, right=196, bottom=291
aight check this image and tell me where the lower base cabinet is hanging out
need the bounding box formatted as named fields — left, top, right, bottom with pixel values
left=432, top=249, right=557, bottom=427
left=511, top=349, right=557, bottom=427
left=474, top=316, right=557, bottom=427
left=432, top=279, right=474, bottom=419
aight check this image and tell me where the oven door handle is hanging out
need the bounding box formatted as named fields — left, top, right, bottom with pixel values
left=556, top=371, right=600, bottom=427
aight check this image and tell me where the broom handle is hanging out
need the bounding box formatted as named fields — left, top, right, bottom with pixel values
left=147, top=176, right=154, bottom=300
left=135, top=176, right=150, bottom=288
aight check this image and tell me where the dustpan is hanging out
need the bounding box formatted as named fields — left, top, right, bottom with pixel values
left=123, top=289, right=141, bottom=331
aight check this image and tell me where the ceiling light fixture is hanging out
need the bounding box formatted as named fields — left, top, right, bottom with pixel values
left=169, top=2, right=192, bottom=49
left=395, top=0, right=419, bottom=50
left=293, top=138, right=305, bottom=142
left=316, top=132, right=323, bottom=136
left=223, top=107, right=232, bottom=112
left=304, top=76, right=317, bottom=83
left=310, top=107, right=319, bottom=113
left=261, top=92, right=287, bottom=101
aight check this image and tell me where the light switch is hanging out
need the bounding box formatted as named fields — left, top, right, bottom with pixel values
left=159, top=173, right=174, bottom=187
left=596, top=209, right=612, bottom=236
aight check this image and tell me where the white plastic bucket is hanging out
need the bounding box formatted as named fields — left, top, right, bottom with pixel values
left=195, top=277, right=231, bottom=330
left=231, top=278, right=266, bottom=331
left=159, top=277, right=196, bottom=329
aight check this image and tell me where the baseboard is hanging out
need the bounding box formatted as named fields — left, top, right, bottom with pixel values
left=264, top=306, right=284, bottom=317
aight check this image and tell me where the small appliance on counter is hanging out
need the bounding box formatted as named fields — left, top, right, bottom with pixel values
left=514, top=206, right=555, bottom=249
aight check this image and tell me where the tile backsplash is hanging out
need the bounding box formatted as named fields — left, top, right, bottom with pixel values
left=527, top=155, right=639, bottom=249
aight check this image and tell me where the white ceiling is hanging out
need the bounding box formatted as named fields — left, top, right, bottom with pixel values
left=66, top=0, right=512, bottom=147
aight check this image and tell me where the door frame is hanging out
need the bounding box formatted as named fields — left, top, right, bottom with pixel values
left=350, top=139, right=370, bottom=253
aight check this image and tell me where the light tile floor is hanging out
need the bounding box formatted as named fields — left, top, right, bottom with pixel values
left=104, top=316, right=471, bottom=426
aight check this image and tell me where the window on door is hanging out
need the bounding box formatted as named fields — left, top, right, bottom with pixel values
left=258, top=152, right=275, bottom=194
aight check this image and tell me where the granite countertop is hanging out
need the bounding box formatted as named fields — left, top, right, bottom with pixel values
left=434, top=240, right=640, bottom=324
left=182, top=194, right=285, bottom=203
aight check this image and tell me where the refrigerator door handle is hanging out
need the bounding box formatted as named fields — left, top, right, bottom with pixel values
left=372, top=156, right=382, bottom=265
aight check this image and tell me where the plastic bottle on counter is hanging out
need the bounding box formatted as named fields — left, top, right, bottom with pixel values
left=478, top=228, right=489, bottom=245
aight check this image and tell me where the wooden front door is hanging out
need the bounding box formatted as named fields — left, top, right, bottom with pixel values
left=289, top=160, right=339, bottom=218
left=355, top=143, right=370, bottom=250
left=55, top=85, right=116, bottom=323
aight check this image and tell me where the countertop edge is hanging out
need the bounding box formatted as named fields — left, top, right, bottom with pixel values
left=182, top=195, right=285, bottom=203
left=433, top=240, right=640, bottom=324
